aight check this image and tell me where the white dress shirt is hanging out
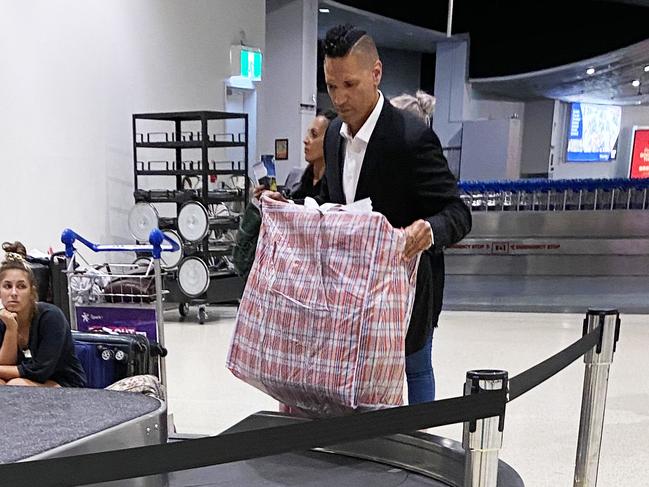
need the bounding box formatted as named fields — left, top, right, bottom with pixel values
left=339, top=91, right=434, bottom=246
left=340, top=91, right=384, bottom=205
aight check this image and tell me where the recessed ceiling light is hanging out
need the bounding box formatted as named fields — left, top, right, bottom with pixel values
left=586, top=67, right=595, bottom=75
left=319, top=8, right=330, bottom=13
left=644, top=65, right=649, bottom=73
left=632, top=79, right=640, bottom=87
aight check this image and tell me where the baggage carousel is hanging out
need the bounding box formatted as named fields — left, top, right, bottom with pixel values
left=166, top=411, right=524, bottom=487
left=1, top=389, right=523, bottom=486
left=1, top=387, right=166, bottom=486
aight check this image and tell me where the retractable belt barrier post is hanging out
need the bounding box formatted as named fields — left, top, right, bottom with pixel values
left=463, top=370, right=508, bottom=487
left=573, top=309, right=620, bottom=487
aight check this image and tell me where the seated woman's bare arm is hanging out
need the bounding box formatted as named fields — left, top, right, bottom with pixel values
left=0, top=365, right=20, bottom=381
left=0, top=309, right=18, bottom=365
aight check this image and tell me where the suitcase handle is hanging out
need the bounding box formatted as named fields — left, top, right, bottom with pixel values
left=150, top=342, right=168, bottom=358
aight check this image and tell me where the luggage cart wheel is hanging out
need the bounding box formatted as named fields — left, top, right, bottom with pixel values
left=179, top=303, right=189, bottom=318
left=198, top=305, right=207, bottom=325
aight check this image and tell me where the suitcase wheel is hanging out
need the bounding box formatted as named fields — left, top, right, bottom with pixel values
left=99, top=347, right=114, bottom=361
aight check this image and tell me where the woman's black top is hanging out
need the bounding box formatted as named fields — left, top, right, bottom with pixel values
left=0, top=302, right=86, bottom=387
left=286, top=164, right=323, bottom=200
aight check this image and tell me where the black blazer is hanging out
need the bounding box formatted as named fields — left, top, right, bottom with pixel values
left=320, top=100, right=472, bottom=355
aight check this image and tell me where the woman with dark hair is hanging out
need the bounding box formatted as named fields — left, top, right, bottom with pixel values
left=283, top=109, right=337, bottom=200
left=0, top=242, right=86, bottom=387
left=238, top=111, right=337, bottom=280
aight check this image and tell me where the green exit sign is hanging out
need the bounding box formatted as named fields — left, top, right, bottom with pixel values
left=231, top=46, right=262, bottom=81
left=240, top=49, right=262, bottom=80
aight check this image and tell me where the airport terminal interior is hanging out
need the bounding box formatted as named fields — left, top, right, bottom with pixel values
left=1, top=1, right=649, bottom=486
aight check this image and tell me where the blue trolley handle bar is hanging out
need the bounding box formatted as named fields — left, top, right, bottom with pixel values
left=61, top=228, right=180, bottom=260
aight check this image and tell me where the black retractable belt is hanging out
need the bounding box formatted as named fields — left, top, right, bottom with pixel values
left=0, top=390, right=506, bottom=487
left=508, top=325, right=602, bottom=401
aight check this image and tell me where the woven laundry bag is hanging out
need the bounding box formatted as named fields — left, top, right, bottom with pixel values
left=227, top=197, right=418, bottom=416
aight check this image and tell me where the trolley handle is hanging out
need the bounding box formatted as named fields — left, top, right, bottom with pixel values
left=61, top=228, right=180, bottom=260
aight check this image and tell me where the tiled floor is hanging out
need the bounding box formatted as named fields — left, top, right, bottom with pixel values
left=163, top=307, right=649, bottom=487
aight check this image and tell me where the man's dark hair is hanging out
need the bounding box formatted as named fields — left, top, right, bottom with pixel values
left=323, top=24, right=367, bottom=58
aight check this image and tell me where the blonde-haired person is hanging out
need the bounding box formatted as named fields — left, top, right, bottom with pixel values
left=390, top=89, right=445, bottom=403
left=0, top=242, right=86, bottom=387
left=390, top=90, right=435, bottom=127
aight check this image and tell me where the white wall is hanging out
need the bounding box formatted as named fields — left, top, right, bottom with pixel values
left=433, top=41, right=467, bottom=150
left=550, top=159, right=616, bottom=180
left=261, top=0, right=318, bottom=185
left=434, top=39, right=526, bottom=180
left=465, top=97, right=525, bottom=123
left=620, top=105, right=649, bottom=128
left=0, top=0, right=264, bottom=254
left=460, top=119, right=522, bottom=180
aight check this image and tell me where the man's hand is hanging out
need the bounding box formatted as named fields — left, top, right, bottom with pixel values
left=0, top=309, right=18, bottom=331
left=403, top=220, right=432, bottom=260
left=254, top=185, right=288, bottom=203
left=253, top=184, right=267, bottom=200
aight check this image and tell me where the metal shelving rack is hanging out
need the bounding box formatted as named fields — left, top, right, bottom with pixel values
left=132, top=110, right=249, bottom=323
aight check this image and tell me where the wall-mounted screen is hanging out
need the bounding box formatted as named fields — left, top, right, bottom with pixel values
left=629, top=127, right=649, bottom=179
left=566, top=102, right=621, bottom=162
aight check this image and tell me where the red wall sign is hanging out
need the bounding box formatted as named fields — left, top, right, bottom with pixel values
left=629, top=128, right=649, bottom=179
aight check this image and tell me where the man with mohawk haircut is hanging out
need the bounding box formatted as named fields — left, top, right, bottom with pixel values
left=319, top=24, right=471, bottom=404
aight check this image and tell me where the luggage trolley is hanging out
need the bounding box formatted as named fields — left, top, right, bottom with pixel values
left=61, top=228, right=180, bottom=386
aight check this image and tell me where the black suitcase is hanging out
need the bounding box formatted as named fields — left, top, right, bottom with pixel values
left=49, top=252, right=70, bottom=321
left=27, top=259, right=51, bottom=303
left=72, top=330, right=161, bottom=388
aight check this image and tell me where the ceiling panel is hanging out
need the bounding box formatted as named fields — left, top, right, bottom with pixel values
left=470, top=39, right=649, bottom=105
left=318, top=0, right=447, bottom=53
left=318, top=0, right=649, bottom=105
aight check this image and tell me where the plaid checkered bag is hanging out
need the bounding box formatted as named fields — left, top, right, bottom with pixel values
left=227, top=197, right=419, bottom=417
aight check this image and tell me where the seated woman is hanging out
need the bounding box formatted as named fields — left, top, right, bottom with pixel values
left=0, top=243, right=86, bottom=387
